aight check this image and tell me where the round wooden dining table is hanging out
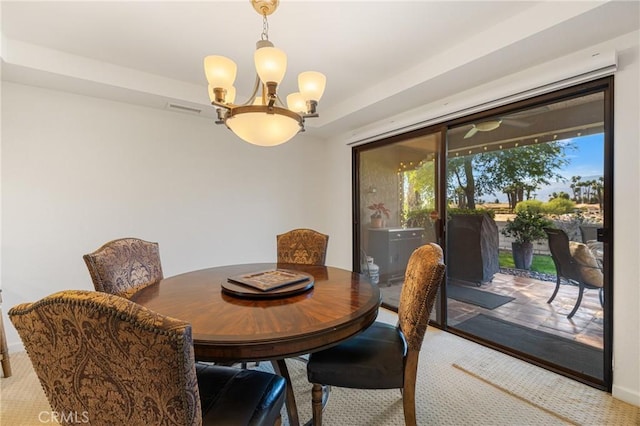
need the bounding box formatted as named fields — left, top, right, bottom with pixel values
left=130, top=262, right=381, bottom=426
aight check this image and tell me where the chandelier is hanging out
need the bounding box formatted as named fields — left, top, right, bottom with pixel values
left=204, top=0, right=326, bottom=147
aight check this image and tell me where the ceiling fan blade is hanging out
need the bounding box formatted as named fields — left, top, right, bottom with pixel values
left=464, top=127, right=478, bottom=139
left=502, top=118, right=530, bottom=128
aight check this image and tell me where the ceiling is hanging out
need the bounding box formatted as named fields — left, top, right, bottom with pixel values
left=2, top=1, right=638, bottom=141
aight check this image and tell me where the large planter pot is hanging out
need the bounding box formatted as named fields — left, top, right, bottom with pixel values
left=511, top=242, right=534, bottom=270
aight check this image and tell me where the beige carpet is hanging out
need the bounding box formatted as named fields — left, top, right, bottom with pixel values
left=453, top=353, right=639, bottom=426
left=2, top=309, right=638, bottom=425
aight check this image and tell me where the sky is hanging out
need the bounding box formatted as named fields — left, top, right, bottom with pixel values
left=487, top=133, right=604, bottom=203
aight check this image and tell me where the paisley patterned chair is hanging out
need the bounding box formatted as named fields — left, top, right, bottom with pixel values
left=9, top=290, right=286, bottom=426
left=306, top=243, right=445, bottom=426
left=276, top=229, right=329, bottom=266
left=83, top=237, right=164, bottom=299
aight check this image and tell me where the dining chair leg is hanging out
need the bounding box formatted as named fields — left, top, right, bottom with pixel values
left=402, top=351, right=419, bottom=426
left=311, top=383, right=324, bottom=425
left=547, top=276, right=561, bottom=304
left=271, top=359, right=300, bottom=426
left=0, top=311, right=11, bottom=378
left=568, top=283, right=586, bottom=319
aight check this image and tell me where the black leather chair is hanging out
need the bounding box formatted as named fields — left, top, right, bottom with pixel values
left=10, top=290, right=286, bottom=426
left=306, top=243, right=445, bottom=426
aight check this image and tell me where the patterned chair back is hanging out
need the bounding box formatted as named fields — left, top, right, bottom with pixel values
left=398, top=243, right=445, bottom=351
left=277, top=229, right=329, bottom=266
left=83, top=237, right=163, bottom=298
left=9, top=290, right=201, bottom=425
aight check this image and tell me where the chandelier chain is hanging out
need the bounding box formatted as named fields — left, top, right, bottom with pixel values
left=261, top=14, right=269, bottom=41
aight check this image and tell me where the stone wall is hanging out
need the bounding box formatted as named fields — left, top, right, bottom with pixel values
left=496, top=218, right=602, bottom=255
left=496, top=221, right=550, bottom=255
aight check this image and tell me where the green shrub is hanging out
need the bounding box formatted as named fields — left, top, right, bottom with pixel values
left=447, top=207, right=495, bottom=219
left=405, top=208, right=432, bottom=228
left=544, top=197, right=576, bottom=214
left=501, top=207, right=553, bottom=243
left=515, top=200, right=544, bottom=213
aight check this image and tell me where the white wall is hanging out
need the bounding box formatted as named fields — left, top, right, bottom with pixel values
left=2, top=32, right=638, bottom=408
left=324, top=32, right=640, bottom=406
left=609, top=40, right=640, bottom=406
left=1, top=82, right=330, bottom=347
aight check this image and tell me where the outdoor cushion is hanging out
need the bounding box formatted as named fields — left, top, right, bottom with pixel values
left=569, top=241, right=603, bottom=287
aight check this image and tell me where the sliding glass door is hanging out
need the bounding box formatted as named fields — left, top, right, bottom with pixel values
left=445, top=81, right=612, bottom=389
left=352, top=77, right=613, bottom=391
left=354, top=129, right=444, bottom=314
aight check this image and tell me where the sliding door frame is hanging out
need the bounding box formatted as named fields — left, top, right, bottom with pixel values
left=351, top=76, right=614, bottom=391
left=443, top=77, right=613, bottom=392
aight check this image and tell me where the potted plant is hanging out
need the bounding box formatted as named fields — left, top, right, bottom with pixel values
left=501, top=207, right=553, bottom=270
left=368, top=202, right=390, bottom=228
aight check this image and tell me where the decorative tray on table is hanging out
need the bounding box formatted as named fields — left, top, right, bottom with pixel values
left=222, top=269, right=314, bottom=299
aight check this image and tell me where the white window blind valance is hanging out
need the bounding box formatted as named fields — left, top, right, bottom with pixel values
left=346, top=50, right=617, bottom=147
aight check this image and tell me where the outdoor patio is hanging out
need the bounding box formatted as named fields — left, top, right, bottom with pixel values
left=380, top=271, right=604, bottom=350
left=447, top=272, right=604, bottom=349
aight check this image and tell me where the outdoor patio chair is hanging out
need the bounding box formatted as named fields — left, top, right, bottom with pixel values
left=544, top=228, right=604, bottom=319
left=579, top=224, right=601, bottom=244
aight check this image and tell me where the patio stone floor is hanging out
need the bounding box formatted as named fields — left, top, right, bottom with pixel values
left=381, top=272, right=604, bottom=349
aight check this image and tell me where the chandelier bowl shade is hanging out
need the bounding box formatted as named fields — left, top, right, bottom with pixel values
left=226, top=105, right=303, bottom=146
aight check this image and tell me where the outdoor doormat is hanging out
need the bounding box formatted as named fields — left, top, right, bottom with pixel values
left=454, top=314, right=603, bottom=378
left=447, top=284, right=515, bottom=309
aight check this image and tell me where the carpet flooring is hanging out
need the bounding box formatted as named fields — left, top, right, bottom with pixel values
left=454, top=351, right=639, bottom=426
left=3, top=309, right=637, bottom=425
left=447, top=284, right=515, bottom=309
left=454, top=313, right=603, bottom=378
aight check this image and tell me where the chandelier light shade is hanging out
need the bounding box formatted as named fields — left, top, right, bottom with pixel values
left=204, top=0, right=326, bottom=146
left=204, top=56, right=237, bottom=92
left=298, top=71, right=326, bottom=102
left=254, top=42, right=287, bottom=85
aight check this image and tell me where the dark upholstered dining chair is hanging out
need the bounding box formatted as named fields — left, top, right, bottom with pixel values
left=276, top=229, right=329, bottom=266
left=544, top=227, right=604, bottom=319
left=9, top=290, right=286, bottom=426
left=306, top=243, right=445, bottom=426
left=83, top=237, right=163, bottom=299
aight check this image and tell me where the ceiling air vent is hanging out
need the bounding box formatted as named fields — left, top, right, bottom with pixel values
left=167, top=103, right=202, bottom=114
